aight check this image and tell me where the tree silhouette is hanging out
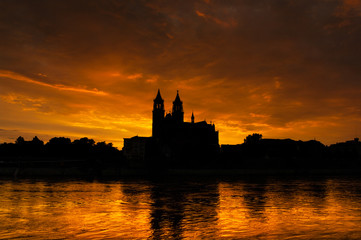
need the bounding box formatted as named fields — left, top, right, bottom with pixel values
left=244, top=133, right=262, bottom=144
left=47, top=137, right=71, bottom=145
left=73, top=137, right=95, bottom=146
left=31, top=136, right=44, bottom=145
left=15, top=136, right=25, bottom=145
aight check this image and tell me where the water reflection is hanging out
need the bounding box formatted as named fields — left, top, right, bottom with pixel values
left=146, top=180, right=219, bottom=239
left=149, top=181, right=187, bottom=239
left=1, top=177, right=361, bottom=239
left=243, top=182, right=268, bottom=220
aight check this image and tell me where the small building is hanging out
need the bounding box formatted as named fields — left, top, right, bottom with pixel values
left=329, top=138, right=361, bottom=162
left=123, top=136, right=152, bottom=168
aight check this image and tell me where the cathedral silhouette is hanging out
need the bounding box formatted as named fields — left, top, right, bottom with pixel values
left=123, top=90, right=219, bottom=168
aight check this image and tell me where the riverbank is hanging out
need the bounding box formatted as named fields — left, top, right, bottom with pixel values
left=1, top=166, right=361, bottom=179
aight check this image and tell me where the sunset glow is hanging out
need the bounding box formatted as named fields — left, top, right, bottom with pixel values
left=1, top=0, right=361, bottom=148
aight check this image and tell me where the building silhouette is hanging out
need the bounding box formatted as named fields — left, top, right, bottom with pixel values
left=123, top=90, right=219, bottom=168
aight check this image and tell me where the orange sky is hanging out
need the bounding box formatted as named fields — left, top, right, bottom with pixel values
left=1, top=0, right=361, bottom=148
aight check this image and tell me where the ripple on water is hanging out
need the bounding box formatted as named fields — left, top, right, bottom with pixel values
left=0, top=177, right=361, bottom=239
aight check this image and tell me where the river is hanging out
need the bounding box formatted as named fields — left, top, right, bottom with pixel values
left=1, top=176, right=361, bottom=239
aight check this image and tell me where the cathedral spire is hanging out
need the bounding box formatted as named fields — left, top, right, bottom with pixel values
left=153, top=89, right=165, bottom=137
left=174, top=90, right=181, bottom=103
left=154, top=89, right=163, bottom=102
left=172, top=90, right=184, bottom=123
left=191, top=112, right=195, bottom=123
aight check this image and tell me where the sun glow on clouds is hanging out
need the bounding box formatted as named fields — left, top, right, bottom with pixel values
left=1, top=94, right=48, bottom=112
left=0, top=70, right=108, bottom=96
left=0, top=92, right=151, bottom=148
left=0, top=69, right=152, bottom=148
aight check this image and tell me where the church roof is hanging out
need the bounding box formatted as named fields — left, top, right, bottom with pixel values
left=173, top=90, right=182, bottom=104
left=154, top=89, right=163, bottom=102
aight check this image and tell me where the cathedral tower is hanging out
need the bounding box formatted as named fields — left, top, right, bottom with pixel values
left=172, top=90, right=184, bottom=123
left=153, top=89, right=164, bottom=137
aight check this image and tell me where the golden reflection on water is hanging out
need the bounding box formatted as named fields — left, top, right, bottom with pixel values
left=1, top=177, right=361, bottom=239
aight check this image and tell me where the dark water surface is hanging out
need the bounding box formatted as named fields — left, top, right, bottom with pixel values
left=1, top=176, right=361, bottom=239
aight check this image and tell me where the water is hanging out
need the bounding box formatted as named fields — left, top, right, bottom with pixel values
left=1, top=176, right=361, bottom=239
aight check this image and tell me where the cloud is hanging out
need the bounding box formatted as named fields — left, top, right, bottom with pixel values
left=1, top=93, right=50, bottom=112
left=195, top=10, right=237, bottom=28
left=0, top=0, right=361, bottom=146
left=0, top=70, right=108, bottom=95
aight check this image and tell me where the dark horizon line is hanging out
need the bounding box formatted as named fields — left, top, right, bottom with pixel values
left=1, top=134, right=359, bottom=148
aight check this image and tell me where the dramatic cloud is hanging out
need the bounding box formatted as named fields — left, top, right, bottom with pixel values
left=1, top=0, right=361, bottom=147
left=0, top=70, right=108, bottom=95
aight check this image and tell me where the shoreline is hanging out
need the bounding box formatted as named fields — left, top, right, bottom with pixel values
left=1, top=166, right=361, bottom=179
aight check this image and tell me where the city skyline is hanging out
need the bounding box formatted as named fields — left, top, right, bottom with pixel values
left=1, top=0, right=361, bottom=148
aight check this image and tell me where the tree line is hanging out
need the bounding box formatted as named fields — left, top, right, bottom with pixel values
left=1, top=134, right=360, bottom=170
left=0, top=136, right=121, bottom=162
left=221, top=134, right=361, bottom=169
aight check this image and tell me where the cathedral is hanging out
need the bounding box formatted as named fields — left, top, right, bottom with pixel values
left=123, top=90, right=219, bottom=168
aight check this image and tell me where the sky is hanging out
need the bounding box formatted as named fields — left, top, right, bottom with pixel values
left=1, top=0, right=361, bottom=148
